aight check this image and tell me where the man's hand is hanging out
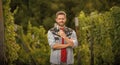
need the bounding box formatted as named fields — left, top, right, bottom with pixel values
left=58, top=30, right=74, bottom=47
left=58, top=30, right=66, bottom=38
left=68, top=39, right=74, bottom=47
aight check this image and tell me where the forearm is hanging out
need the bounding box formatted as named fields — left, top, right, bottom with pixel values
left=53, top=43, right=69, bottom=49
left=64, top=37, right=74, bottom=47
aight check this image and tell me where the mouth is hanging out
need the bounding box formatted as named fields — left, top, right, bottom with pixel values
left=57, top=22, right=64, bottom=26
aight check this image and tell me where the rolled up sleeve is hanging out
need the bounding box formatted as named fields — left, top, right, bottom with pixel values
left=47, top=31, right=55, bottom=48
left=71, top=30, right=78, bottom=48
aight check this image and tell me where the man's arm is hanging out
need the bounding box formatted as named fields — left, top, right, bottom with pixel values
left=58, top=30, right=74, bottom=47
left=52, top=38, right=74, bottom=49
left=58, top=30, right=78, bottom=48
left=64, top=37, right=74, bottom=47
left=53, top=43, right=70, bottom=49
left=47, top=30, right=71, bottom=49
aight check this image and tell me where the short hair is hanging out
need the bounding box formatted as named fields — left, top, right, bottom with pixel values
left=56, top=11, right=66, bottom=17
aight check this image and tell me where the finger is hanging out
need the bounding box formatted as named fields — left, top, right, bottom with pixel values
left=58, top=32, right=60, bottom=35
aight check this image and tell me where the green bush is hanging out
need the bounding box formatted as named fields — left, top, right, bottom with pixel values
left=110, top=6, right=120, bottom=65
left=76, top=6, right=120, bottom=65
left=3, top=0, right=20, bottom=65
left=3, top=0, right=120, bottom=64
left=16, top=22, right=50, bottom=65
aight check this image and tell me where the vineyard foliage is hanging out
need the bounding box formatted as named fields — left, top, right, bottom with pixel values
left=16, top=22, right=50, bottom=65
left=76, top=6, right=120, bottom=65
left=3, top=0, right=20, bottom=65
left=3, top=0, right=120, bottom=65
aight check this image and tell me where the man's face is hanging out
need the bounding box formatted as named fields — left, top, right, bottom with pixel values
left=56, top=14, right=66, bottom=27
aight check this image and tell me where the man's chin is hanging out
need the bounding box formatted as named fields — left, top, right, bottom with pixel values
left=59, top=24, right=65, bottom=27
left=57, top=23, right=65, bottom=27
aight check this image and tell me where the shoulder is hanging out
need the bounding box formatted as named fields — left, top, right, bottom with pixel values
left=49, top=27, right=59, bottom=32
left=65, top=27, right=75, bottom=36
left=65, top=27, right=73, bottom=32
left=48, top=27, right=58, bottom=36
left=48, top=27, right=56, bottom=33
left=48, top=27, right=54, bottom=34
left=65, top=27, right=77, bottom=35
left=49, top=27, right=55, bottom=31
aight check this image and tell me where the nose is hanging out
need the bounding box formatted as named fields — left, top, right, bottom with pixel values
left=59, top=18, right=64, bottom=22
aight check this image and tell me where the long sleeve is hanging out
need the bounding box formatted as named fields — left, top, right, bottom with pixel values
left=47, top=30, right=56, bottom=48
left=71, top=30, right=78, bottom=48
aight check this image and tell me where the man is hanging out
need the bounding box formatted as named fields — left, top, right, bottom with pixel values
left=47, top=11, right=78, bottom=65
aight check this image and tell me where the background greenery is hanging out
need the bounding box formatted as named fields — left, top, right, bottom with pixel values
left=1, top=0, right=120, bottom=65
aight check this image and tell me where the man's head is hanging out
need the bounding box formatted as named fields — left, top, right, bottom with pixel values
left=55, top=11, right=67, bottom=27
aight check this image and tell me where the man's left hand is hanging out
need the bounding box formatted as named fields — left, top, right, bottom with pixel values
left=58, top=30, right=66, bottom=38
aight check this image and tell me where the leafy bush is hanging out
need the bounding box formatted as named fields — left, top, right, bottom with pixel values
left=76, top=6, right=120, bottom=65
left=3, top=0, right=20, bottom=65
left=16, top=22, right=50, bottom=65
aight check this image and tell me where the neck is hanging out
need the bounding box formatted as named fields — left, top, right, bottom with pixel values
left=59, top=25, right=65, bottom=29
left=55, top=23, right=65, bottom=29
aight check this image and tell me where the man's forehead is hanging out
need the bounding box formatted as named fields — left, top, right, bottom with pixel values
left=56, top=11, right=66, bottom=16
left=57, top=15, right=66, bottom=18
